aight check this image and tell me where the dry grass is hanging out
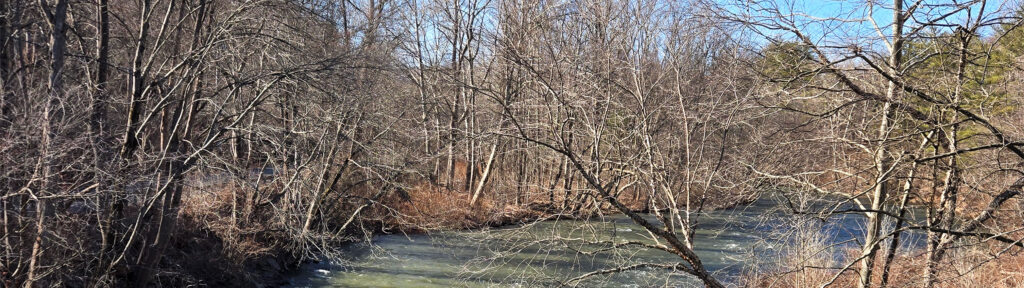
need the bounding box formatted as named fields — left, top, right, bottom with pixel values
left=180, top=183, right=284, bottom=263
left=745, top=246, right=1024, bottom=288
left=373, top=159, right=658, bottom=232
left=381, top=182, right=496, bottom=231
left=376, top=181, right=564, bottom=232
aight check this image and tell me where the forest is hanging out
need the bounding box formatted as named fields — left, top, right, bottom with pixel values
left=1, top=0, right=1023, bottom=287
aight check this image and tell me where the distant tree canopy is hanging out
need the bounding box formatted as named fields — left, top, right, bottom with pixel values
left=756, top=41, right=816, bottom=85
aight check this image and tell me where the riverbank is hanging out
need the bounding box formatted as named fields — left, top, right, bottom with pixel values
left=161, top=182, right=609, bottom=286
left=173, top=178, right=756, bottom=287
left=741, top=246, right=1024, bottom=287
left=284, top=193, right=1024, bottom=288
left=172, top=180, right=1024, bottom=288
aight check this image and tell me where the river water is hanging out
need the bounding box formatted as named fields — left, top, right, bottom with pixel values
left=287, top=196, right=925, bottom=287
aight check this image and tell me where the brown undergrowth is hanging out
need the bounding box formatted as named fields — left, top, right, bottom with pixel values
left=743, top=246, right=1024, bottom=288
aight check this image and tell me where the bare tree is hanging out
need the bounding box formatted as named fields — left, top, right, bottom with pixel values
left=719, top=0, right=1024, bottom=286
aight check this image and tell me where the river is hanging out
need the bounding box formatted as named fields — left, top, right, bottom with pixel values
left=286, top=196, right=925, bottom=287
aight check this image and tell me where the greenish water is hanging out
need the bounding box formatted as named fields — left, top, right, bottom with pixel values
left=287, top=197, right=925, bottom=287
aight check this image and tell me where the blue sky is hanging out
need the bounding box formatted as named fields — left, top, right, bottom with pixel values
left=723, top=0, right=1016, bottom=51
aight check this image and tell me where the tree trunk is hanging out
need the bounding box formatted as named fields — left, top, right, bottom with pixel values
left=26, top=1, right=68, bottom=286
left=549, top=156, right=566, bottom=205
left=120, top=0, right=152, bottom=159
left=858, top=2, right=902, bottom=287
left=94, top=0, right=115, bottom=277
left=879, top=132, right=932, bottom=288
left=924, top=30, right=973, bottom=287
left=470, top=143, right=498, bottom=206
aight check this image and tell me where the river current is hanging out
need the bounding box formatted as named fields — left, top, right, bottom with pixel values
left=287, top=196, right=925, bottom=287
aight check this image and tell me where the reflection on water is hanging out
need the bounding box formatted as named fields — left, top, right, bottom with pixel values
left=287, top=196, right=925, bottom=287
